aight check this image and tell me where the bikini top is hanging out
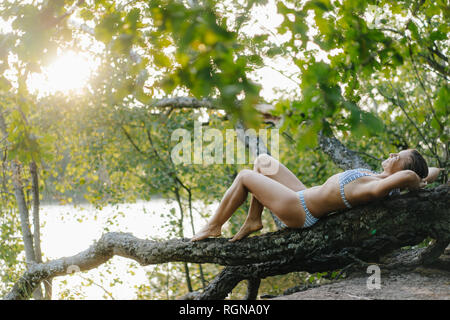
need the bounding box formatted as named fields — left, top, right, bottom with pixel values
left=339, top=168, right=400, bottom=209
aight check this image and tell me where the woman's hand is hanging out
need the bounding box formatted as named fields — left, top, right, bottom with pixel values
left=404, top=170, right=424, bottom=191
left=424, top=167, right=444, bottom=184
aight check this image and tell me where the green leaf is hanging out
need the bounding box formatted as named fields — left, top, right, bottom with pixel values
left=361, top=111, right=384, bottom=134
left=434, top=86, right=449, bottom=116
left=95, top=12, right=123, bottom=43
left=125, top=8, right=140, bottom=31
left=430, top=31, right=446, bottom=41
left=0, top=76, right=11, bottom=92
left=407, top=21, right=419, bottom=39
left=79, top=8, right=94, bottom=20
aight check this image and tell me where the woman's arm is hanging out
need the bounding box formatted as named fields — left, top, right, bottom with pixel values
left=371, top=170, right=425, bottom=198
left=424, top=167, right=444, bottom=183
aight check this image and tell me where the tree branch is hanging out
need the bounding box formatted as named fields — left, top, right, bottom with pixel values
left=318, top=131, right=372, bottom=170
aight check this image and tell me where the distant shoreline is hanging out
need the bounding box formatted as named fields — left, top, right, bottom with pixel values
left=40, top=194, right=166, bottom=206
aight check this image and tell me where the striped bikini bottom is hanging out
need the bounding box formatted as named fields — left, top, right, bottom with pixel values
left=279, top=190, right=319, bottom=229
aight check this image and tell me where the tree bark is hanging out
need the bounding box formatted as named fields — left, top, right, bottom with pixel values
left=318, top=131, right=372, bottom=170
left=5, top=183, right=449, bottom=300
left=29, top=160, right=52, bottom=300
left=29, top=161, right=42, bottom=263
left=11, top=160, right=45, bottom=300
left=11, top=161, right=36, bottom=266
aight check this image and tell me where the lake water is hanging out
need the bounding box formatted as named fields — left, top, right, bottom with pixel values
left=39, top=198, right=217, bottom=299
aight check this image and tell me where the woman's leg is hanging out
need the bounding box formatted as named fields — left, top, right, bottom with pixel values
left=191, top=170, right=250, bottom=241
left=254, top=154, right=307, bottom=191
left=191, top=168, right=306, bottom=241
left=230, top=154, right=307, bottom=241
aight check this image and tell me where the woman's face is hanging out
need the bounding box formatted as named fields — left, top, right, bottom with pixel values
left=381, top=149, right=411, bottom=173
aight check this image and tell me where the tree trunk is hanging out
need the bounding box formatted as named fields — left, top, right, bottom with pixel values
left=11, top=160, right=43, bottom=300
left=318, top=131, right=372, bottom=170
left=11, top=161, right=36, bottom=266
left=29, top=161, right=42, bottom=263
left=29, top=161, right=52, bottom=300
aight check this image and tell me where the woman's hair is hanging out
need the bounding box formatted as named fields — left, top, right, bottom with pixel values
left=404, top=149, right=428, bottom=178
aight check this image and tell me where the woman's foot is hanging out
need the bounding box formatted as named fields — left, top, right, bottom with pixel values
left=191, top=223, right=222, bottom=242
left=229, top=220, right=263, bottom=242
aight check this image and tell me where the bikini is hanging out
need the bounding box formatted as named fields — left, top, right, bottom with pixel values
left=339, top=168, right=400, bottom=208
left=281, top=168, right=400, bottom=229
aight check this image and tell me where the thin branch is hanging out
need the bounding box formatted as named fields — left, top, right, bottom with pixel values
left=120, top=125, right=148, bottom=157
left=428, top=45, right=448, bottom=63
left=408, top=43, right=445, bottom=132
left=151, top=97, right=217, bottom=110
left=380, top=84, right=439, bottom=161
left=77, top=273, right=116, bottom=300
left=265, top=65, right=301, bottom=86
left=418, top=53, right=450, bottom=78
left=353, top=151, right=383, bottom=162
left=377, top=27, right=404, bottom=36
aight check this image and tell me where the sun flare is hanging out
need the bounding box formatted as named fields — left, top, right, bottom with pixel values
left=28, top=51, right=97, bottom=96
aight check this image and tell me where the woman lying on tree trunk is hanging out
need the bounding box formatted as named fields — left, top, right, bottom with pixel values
left=191, top=149, right=443, bottom=242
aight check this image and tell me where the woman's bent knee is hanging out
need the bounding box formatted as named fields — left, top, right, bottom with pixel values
left=237, top=169, right=254, bottom=181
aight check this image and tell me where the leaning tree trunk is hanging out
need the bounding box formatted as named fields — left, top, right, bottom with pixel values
left=318, top=131, right=372, bottom=170
left=29, top=160, right=52, bottom=300
left=5, top=183, right=449, bottom=300
left=11, top=161, right=37, bottom=267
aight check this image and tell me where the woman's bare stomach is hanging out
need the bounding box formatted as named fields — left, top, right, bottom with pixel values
left=301, top=174, right=349, bottom=218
